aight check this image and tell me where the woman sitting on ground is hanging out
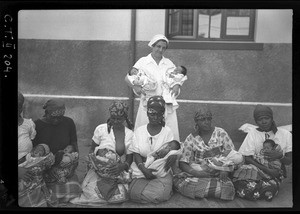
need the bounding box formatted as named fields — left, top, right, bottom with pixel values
left=70, top=101, right=134, bottom=205
left=233, top=104, right=292, bottom=201
left=33, top=99, right=81, bottom=203
left=173, top=105, right=240, bottom=201
left=127, top=96, right=180, bottom=204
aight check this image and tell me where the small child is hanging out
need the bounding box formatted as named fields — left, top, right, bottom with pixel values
left=162, top=65, right=187, bottom=109
left=127, top=68, right=158, bottom=107
left=254, top=139, right=282, bottom=171
left=18, top=91, right=37, bottom=165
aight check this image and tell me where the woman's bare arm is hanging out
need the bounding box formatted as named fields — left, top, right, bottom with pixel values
left=179, top=161, right=212, bottom=178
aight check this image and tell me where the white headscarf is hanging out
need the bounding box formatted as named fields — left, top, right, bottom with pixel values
left=148, top=34, right=169, bottom=48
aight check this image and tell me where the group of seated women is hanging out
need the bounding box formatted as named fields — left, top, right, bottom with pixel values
left=18, top=89, right=292, bottom=207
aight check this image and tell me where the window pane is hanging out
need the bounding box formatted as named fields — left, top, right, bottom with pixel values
left=226, top=17, right=250, bottom=35
left=210, top=12, right=221, bottom=38
left=169, top=9, right=179, bottom=14
left=227, top=9, right=250, bottom=16
left=169, top=12, right=180, bottom=34
left=198, top=13, right=209, bottom=38
left=182, top=9, right=193, bottom=36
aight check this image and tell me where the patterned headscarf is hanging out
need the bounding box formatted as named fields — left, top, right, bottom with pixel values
left=107, top=101, right=133, bottom=132
left=147, top=96, right=166, bottom=115
left=43, top=99, right=66, bottom=117
left=109, top=100, right=129, bottom=117
left=147, top=96, right=166, bottom=126
left=148, top=34, right=169, bottom=48
left=253, top=104, right=277, bottom=133
left=194, top=105, right=212, bottom=122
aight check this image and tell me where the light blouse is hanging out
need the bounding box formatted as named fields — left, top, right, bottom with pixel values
left=128, top=124, right=174, bottom=178
left=238, top=127, right=292, bottom=156
left=92, top=123, right=134, bottom=162
left=18, top=118, right=36, bottom=160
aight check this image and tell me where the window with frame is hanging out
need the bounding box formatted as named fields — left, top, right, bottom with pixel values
left=166, top=9, right=256, bottom=41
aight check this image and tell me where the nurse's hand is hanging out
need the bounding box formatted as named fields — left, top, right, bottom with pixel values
left=133, top=85, right=146, bottom=96
left=171, top=84, right=180, bottom=97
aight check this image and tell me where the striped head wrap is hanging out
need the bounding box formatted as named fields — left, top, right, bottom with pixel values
left=43, top=99, right=66, bottom=117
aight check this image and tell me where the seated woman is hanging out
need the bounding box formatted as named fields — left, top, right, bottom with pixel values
left=18, top=92, right=57, bottom=207
left=172, top=105, right=238, bottom=201
left=70, top=101, right=134, bottom=205
left=33, top=99, right=81, bottom=203
left=128, top=96, right=179, bottom=204
left=233, top=104, right=292, bottom=201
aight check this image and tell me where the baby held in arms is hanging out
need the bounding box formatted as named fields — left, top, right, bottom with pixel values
left=144, top=140, right=182, bottom=177
left=191, top=147, right=244, bottom=175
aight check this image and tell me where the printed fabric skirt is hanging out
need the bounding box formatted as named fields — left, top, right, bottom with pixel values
left=173, top=176, right=235, bottom=201
left=128, top=173, right=173, bottom=204
left=18, top=178, right=58, bottom=207
left=70, top=169, right=130, bottom=205
left=232, top=164, right=282, bottom=201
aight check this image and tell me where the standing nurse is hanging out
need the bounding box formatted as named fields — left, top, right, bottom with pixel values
left=125, top=34, right=184, bottom=141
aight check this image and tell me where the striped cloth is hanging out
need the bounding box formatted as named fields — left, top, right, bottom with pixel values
left=46, top=174, right=82, bottom=203
left=18, top=180, right=58, bottom=207
left=128, top=173, right=173, bottom=203
left=173, top=175, right=235, bottom=201
left=70, top=169, right=129, bottom=205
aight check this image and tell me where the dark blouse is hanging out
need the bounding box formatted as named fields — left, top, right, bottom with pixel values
left=33, top=116, right=78, bottom=154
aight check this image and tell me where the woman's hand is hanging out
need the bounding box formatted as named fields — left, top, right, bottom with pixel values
left=171, top=84, right=180, bottom=97
left=164, top=155, right=177, bottom=172
left=18, top=167, right=34, bottom=182
left=107, top=163, right=125, bottom=177
left=263, top=149, right=283, bottom=161
left=193, top=170, right=212, bottom=178
left=265, top=168, right=280, bottom=178
left=140, top=165, right=157, bottom=180
left=219, top=171, right=230, bottom=183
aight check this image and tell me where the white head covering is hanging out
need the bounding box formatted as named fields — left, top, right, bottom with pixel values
left=148, top=34, right=169, bottom=48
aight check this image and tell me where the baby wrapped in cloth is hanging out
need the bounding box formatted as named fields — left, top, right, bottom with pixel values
left=189, top=147, right=244, bottom=176
left=137, top=140, right=182, bottom=178
left=44, top=145, right=79, bottom=183
left=18, top=144, right=55, bottom=197
left=87, top=144, right=132, bottom=200
left=127, top=68, right=158, bottom=108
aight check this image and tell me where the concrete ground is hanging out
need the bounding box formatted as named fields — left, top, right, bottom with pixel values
left=60, top=138, right=293, bottom=209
